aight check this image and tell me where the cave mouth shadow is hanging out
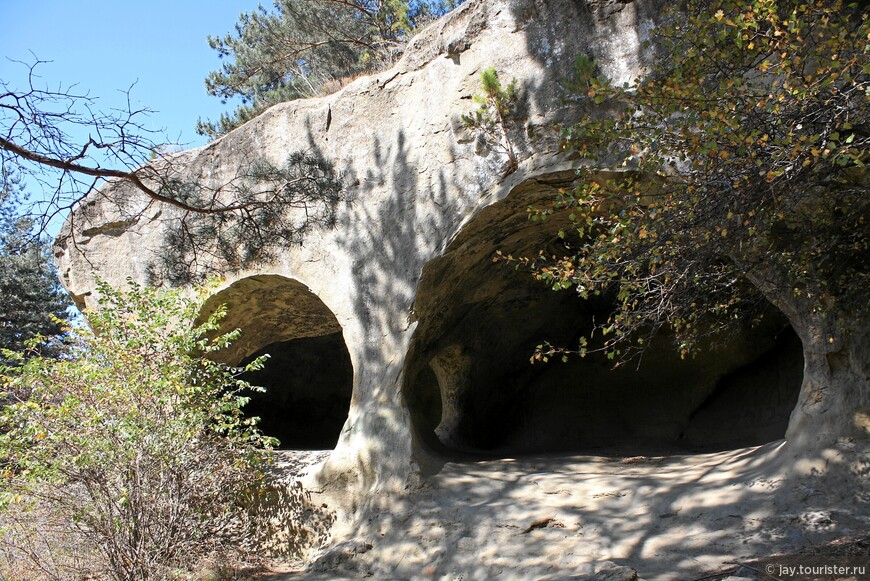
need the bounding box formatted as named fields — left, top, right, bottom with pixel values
left=239, top=332, right=353, bottom=450
left=199, top=274, right=354, bottom=451
left=402, top=174, right=804, bottom=461
left=406, top=300, right=804, bottom=460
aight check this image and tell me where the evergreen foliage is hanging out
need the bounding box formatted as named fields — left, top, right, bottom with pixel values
left=461, top=67, right=519, bottom=175
left=519, top=0, right=869, bottom=362
left=0, top=169, right=71, bottom=359
left=199, top=0, right=462, bottom=138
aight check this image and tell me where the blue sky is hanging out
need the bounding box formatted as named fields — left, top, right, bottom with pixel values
left=1, top=0, right=261, bottom=149
left=1, top=1, right=266, bottom=236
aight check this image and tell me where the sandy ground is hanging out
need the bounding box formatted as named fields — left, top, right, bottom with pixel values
left=262, top=441, right=870, bottom=580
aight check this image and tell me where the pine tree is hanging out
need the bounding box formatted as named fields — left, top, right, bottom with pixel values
left=0, top=169, right=71, bottom=358
left=199, top=0, right=462, bottom=138
left=461, top=67, right=519, bottom=175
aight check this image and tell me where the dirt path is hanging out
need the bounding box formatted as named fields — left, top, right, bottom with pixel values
left=269, top=450, right=332, bottom=481
left=266, top=441, right=870, bottom=580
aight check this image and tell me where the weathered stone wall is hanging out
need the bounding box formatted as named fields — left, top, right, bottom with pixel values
left=55, top=0, right=668, bottom=492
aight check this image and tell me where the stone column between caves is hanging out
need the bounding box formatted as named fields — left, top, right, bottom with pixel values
left=428, top=345, right=473, bottom=450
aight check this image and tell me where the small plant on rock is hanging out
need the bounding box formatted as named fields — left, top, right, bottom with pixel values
left=462, top=67, right=520, bottom=175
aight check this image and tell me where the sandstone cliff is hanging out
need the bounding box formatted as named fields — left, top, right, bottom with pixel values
left=55, top=0, right=667, bottom=489
left=54, top=0, right=867, bottom=502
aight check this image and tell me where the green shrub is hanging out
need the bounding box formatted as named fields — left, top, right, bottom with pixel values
left=0, top=280, right=277, bottom=580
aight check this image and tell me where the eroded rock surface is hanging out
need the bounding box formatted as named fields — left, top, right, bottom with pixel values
left=56, top=0, right=667, bottom=489
left=54, top=0, right=869, bottom=575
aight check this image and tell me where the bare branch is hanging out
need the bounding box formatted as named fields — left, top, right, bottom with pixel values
left=2, top=60, right=349, bottom=283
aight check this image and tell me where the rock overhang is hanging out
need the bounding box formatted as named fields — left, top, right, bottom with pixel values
left=402, top=172, right=804, bottom=457
left=53, top=0, right=818, bottom=491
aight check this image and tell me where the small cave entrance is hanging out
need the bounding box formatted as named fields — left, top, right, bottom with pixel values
left=404, top=173, right=804, bottom=458
left=200, top=275, right=353, bottom=450
left=237, top=333, right=353, bottom=449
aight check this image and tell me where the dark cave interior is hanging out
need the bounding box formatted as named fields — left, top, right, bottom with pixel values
left=199, top=275, right=353, bottom=450
left=404, top=174, right=804, bottom=458
left=239, top=332, right=353, bottom=450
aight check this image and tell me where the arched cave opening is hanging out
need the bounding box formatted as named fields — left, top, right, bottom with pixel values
left=237, top=333, right=353, bottom=449
left=404, top=173, right=804, bottom=457
left=199, top=275, right=353, bottom=450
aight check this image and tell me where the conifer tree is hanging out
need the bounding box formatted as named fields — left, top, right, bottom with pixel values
left=199, top=0, right=462, bottom=138
left=0, top=169, right=71, bottom=358
left=462, top=67, right=519, bottom=175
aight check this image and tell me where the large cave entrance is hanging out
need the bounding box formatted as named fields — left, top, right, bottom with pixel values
left=404, top=172, right=804, bottom=457
left=200, top=275, right=353, bottom=450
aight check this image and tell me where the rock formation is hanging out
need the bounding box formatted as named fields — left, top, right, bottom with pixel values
left=54, top=0, right=867, bottom=508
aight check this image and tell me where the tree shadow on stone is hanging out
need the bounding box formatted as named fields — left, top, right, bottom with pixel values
left=143, top=150, right=348, bottom=285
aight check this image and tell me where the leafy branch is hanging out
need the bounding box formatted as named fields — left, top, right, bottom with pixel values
left=522, top=0, right=870, bottom=365
left=1, top=60, right=348, bottom=282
